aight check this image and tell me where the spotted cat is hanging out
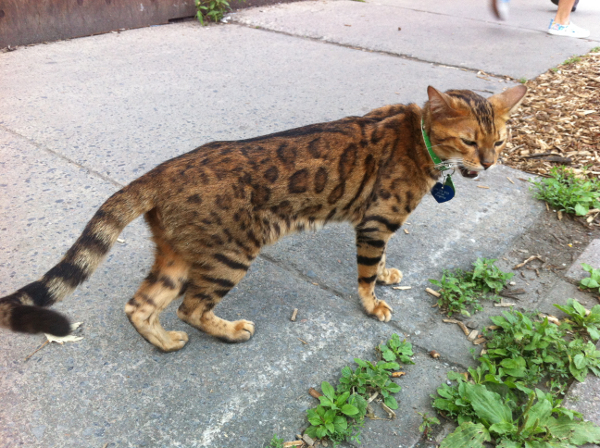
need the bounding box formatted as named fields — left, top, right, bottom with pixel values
left=0, top=85, right=526, bottom=351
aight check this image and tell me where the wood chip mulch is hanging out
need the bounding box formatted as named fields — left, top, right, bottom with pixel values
left=502, top=50, right=600, bottom=179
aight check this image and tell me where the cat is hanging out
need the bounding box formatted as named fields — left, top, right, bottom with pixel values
left=0, top=85, right=526, bottom=352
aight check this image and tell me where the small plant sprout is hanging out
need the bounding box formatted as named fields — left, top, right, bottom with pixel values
left=378, top=334, right=415, bottom=365
left=579, top=263, right=600, bottom=295
left=305, top=381, right=364, bottom=444
left=417, top=412, right=440, bottom=439
left=267, top=434, right=284, bottom=448
left=562, top=55, right=582, bottom=65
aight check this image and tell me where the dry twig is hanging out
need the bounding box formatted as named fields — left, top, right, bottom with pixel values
left=308, top=387, right=323, bottom=399
left=443, top=318, right=470, bottom=336
left=24, top=340, right=50, bottom=362
left=426, top=288, right=441, bottom=298
left=514, top=255, right=542, bottom=269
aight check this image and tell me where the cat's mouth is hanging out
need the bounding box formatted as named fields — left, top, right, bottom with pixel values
left=458, top=167, right=480, bottom=179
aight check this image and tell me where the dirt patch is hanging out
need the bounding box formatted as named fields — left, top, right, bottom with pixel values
left=502, top=50, right=600, bottom=179
left=511, top=207, right=599, bottom=281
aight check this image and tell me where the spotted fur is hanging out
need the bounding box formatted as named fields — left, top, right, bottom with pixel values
left=0, top=85, right=526, bottom=351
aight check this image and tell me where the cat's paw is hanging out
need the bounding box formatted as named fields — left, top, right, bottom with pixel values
left=377, top=268, right=403, bottom=285
left=161, top=331, right=189, bottom=352
left=371, top=300, right=393, bottom=322
left=220, top=320, right=255, bottom=343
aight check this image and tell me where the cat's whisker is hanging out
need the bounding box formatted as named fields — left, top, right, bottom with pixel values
left=434, top=157, right=462, bottom=170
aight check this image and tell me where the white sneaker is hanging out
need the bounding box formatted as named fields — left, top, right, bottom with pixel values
left=491, top=0, right=510, bottom=20
left=547, top=19, right=590, bottom=38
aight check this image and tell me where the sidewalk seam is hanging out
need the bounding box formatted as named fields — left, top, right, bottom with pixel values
left=259, top=252, right=350, bottom=299
left=0, top=124, right=124, bottom=189
left=228, top=22, right=514, bottom=80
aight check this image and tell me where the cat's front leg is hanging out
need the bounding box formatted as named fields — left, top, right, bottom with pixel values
left=354, top=225, right=397, bottom=322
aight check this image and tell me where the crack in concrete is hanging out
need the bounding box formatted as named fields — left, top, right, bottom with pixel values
left=0, top=124, right=124, bottom=189
left=258, top=252, right=473, bottom=370
left=258, top=252, right=350, bottom=300
left=228, top=22, right=514, bottom=80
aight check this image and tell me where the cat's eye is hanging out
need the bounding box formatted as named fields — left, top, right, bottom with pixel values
left=494, top=140, right=505, bottom=147
left=461, top=138, right=477, bottom=147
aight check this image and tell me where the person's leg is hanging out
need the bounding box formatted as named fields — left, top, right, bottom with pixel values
left=548, top=0, right=590, bottom=38
left=554, top=0, right=577, bottom=24
left=490, top=0, right=510, bottom=21
left=551, top=0, right=579, bottom=13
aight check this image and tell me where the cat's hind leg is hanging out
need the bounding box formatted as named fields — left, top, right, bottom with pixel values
left=124, top=211, right=190, bottom=352
left=177, top=251, right=256, bottom=342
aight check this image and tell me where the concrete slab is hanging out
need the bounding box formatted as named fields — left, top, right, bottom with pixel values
left=232, top=0, right=600, bottom=79
left=0, top=22, right=512, bottom=187
left=566, top=239, right=600, bottom=284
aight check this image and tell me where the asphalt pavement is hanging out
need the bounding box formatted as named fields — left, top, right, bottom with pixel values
left=1, top=0, right=599, bottom=447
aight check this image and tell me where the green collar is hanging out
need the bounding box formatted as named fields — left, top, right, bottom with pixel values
left=420, top=119, right=449, bottom=172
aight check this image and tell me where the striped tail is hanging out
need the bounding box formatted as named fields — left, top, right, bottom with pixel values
left=0, top=182, right=154, bottom=336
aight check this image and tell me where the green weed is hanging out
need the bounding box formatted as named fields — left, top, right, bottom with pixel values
left=579, top=263, right=600, bottom=295
left=433, top=303, right=600, bottom=447
left=555, top=296, right=600, bottom=341
left=429, top=258, right=513, bottom=317
left=471, top=257, right=514, bottom=294
left=195, top=0, right=239, bottom=24
left=267, top=434, right=284, bottom=448
left=485, top=310, right=574, bottom=392
left=378, top=334, right=415, bottom=365
left=437, top=382, right=600, bottom=448
left=562, top=55, right=582, bottom=65
left=518, top=77, right=527, bottom=84
left=338, top=359, right=402, bottom=410
left=530, top=166, right=600, bottom=216
left=304, top=334, right=407, bottom=445
left=305, top=381, right=365, bottom=444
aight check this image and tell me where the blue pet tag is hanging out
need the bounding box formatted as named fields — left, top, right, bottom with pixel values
left=431, top=176, right=456, bottom=203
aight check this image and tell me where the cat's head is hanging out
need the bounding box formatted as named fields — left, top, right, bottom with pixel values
left=424, top=85, right=527, bottom=178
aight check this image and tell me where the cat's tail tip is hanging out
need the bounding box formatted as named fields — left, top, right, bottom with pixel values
left=1, top=301, right=71, bottom=336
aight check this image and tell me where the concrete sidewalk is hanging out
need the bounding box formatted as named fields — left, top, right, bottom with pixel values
left=1, top=1, right=599, bottom=447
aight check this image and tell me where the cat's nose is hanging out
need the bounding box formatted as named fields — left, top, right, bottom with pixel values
left=481, top=161, right=494, bottom=170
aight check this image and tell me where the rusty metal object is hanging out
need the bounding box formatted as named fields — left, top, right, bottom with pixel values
left=0, top=0, right=197, bottom=48
left=0, top=0, right=306, bottom=48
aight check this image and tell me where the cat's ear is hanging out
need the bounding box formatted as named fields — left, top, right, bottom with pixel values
left=427, top=86, right=464, bottom=118
left=489, top=85, right=527, bottom=118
